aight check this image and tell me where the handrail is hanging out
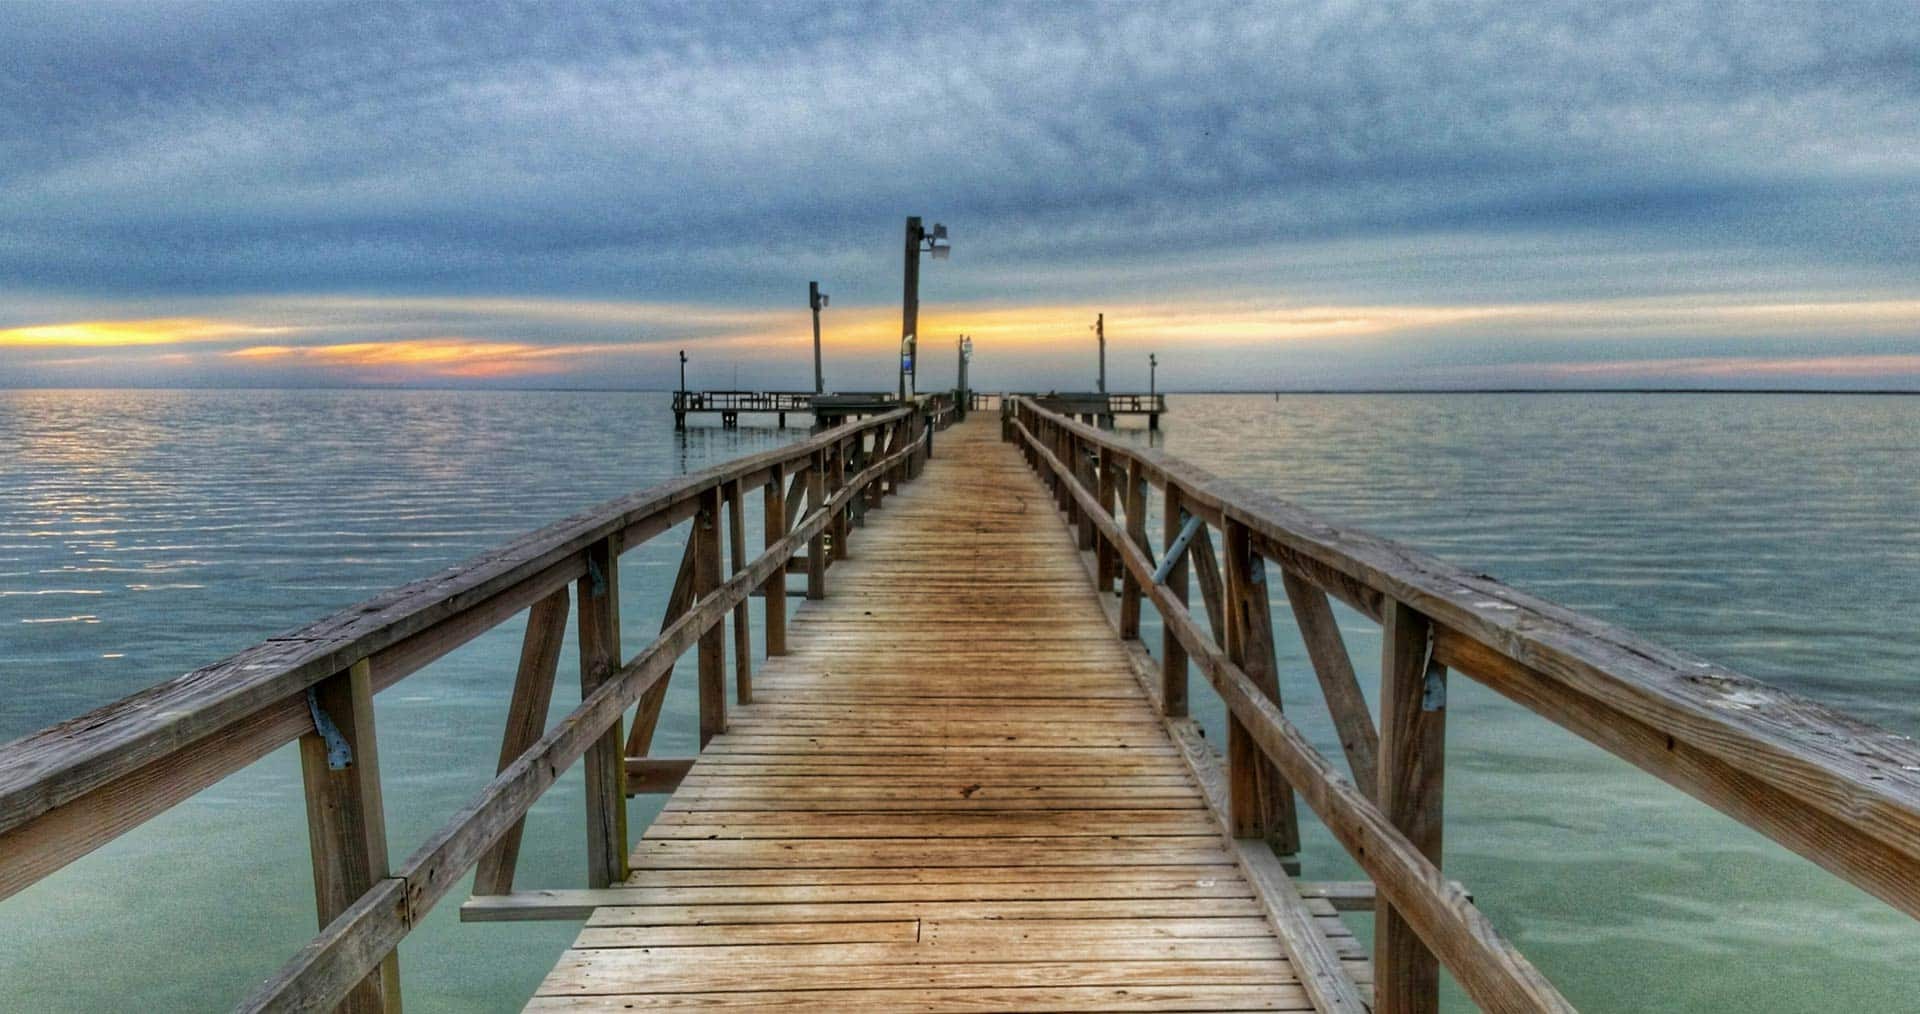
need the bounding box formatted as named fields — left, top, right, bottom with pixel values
left=237, top=433, right=920, bottom=1011
left=1007, top=396, right=1920, bottom=1011
left=0, top=407, right=915, bottom=907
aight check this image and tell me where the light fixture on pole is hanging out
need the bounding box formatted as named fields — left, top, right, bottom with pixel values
left=1149, top=353, right=1157, bottom=400
left=679, top=349, right=687, bottom=395
left=900, top=216, right=951, bottom=401
left=809, top=282, right=829, bottom=395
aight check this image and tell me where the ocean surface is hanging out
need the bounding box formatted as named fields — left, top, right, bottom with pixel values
left=1, top=388, right=1916, bottom=1011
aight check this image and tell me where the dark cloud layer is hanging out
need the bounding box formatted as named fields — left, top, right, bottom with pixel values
left=1, top=1, right=1917, bottom=387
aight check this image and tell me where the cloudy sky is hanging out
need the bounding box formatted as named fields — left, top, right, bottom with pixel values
left=2, top=0, right=1917, bottom=390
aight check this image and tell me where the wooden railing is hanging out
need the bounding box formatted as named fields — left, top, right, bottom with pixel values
left=0, top=403, right=944, bottom=1012
left=670, top=389, right=816, bottom=413
left=1005, top=397, right=1920, bottom=1014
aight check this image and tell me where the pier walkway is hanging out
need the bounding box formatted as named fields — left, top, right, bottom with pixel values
left=6, top=396, right=1920, bottom=1013
left=527, top=419, right=1362, bottom=1011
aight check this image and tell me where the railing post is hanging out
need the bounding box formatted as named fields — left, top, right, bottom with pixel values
left=1095, top=447, right=1118, bottom=592
left=806, top=450, right=827, bottom=599
left=1222, top=518, right=1301, bottom=857
left=577, top=535, right=628, bottom=889
left=1075, top=440, right=1096, bottom=552
left=1160, top=485, right=1190, bottom=716
left=830, top=438, right=849, bottom=562
left=298, top=657, right=400, bottom=1014
left=724, top=478, right=752, bottom=705
left=474, top=588, right=569, bottom=895
left=1119, top=459, right=1148, bottom=638
left=695, top=487, right=727, bottom=747
left=1377, top=598, right=1447, bottom=1014
left=763, top=463, right=788, bottom=656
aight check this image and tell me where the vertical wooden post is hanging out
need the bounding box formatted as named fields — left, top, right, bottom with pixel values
left=830, top=439, right=849, bottom=561
left=299, top=658, right=399, bottom=1014
left=577, top=536, right=627, bottom=889
left=763, top=464, right=789, bottom=657
left=1095, top=447, right=1118, bottom=592
left=1160, top=485, right=1190, bottom=717
left=1074, top=439, right=1096, bottom=552
left=1222, top=519, right=1300, bottom=855
left=1119, top=459, right=1148, bottom=638
left=724, top=478, right=753, bottom=705
left=695, top=486, right=727, bottom=747
left=1376, top=599, right=1446, bottom=1014
left=806, top=451, right=827, bottom=600
left=474, top=588, right=569, bottom=895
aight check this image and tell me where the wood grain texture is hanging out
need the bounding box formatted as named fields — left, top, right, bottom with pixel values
left=530, top=418, right=1351, bottom=1012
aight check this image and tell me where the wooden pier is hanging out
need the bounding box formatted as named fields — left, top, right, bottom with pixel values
left=4, top=397, right=1920, bottom=1012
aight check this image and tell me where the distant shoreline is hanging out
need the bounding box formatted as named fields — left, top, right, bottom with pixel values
left=1, top=385, right=1917, bottom=396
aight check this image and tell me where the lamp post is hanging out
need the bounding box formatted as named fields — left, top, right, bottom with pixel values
left=901, top=216, right=950, bottom=401
left=674, top=349, right=689, bottom=431
left=1093, top=313, right=1105, bottom=393
left=957, top=334, right=972, bottom=419
left=1149, top=353, right=1157, bottom=401
left=809, top=282, right=829, bottom=395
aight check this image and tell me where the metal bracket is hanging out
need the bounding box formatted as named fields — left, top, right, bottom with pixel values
left=1152, top=511, right=1203, bottom=586
left=1421, top=654, right=1447, bottom=711
left=587, top=553, right=608, bottom=598
left=305, top=687, right=354, bottom=770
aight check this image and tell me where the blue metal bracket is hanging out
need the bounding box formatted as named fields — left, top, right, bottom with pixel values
left=1421, top=656, right=1447, bottom=711
left=1152, top=512, right=1203, bottom=585
left=305, top=687, right=354, bottom=770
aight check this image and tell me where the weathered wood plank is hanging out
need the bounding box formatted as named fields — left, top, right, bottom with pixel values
left=1377, top=598, right=1446, bottom=1014
left=577, top=537, right=628, bottom=890
left=474, top=588, right=570, bottom=896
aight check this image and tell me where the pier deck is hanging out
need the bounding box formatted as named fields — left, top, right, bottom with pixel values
left=528, top=420, right=1364, bottom=1011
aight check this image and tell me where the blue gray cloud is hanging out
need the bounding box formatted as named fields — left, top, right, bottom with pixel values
left=1, top=0, right=1917, bottom=386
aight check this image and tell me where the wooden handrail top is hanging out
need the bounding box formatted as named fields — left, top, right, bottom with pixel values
left=1012, top=398, right=1920, bottom=877
left=0, top=408, right=911, bottom=840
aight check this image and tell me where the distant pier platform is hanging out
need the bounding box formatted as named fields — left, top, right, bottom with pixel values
left=673, top=388, right=1165, bottom=429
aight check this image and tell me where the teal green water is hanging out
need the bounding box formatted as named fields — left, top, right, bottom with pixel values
left=2, top=390, right=1917, bottom=1010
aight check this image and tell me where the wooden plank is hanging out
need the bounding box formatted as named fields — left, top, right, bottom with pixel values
left=1223, top=518, right=1298, bottom=854
left=525, top=984, right=1311, bottom=1012
left=623, top=532, right=694, bottom=760
left=1161, top=483, right=1191, bottom=717
left=806, top=449, right=827, bottom=599
left=1377, top=598, right=1446, bottom=1014
left=1120, top=457, right=1148, bottom=638
left=695, top=487, right=727, bottom=747
left=725, top=478, right=753, bottom=704
left=297, top=659, right=400, bottom=1014
left=577, top=537, right=628, bottom=891
left=474, top=588, right=570, bottom=895
left=762, top=464, right=788, bottom=657
left=1280, top=568, right=1380, bottom=795
left=624, top=757, right=697, bottom=795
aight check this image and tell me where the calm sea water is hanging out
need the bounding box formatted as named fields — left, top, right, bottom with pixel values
left=1, top=389, right=1916, bottom=1011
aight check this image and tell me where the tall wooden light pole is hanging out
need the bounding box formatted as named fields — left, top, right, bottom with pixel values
left=900, top=216, right=949, bottom=401
left=809, top=282, right=828, bottom=395
left=1095, top=313, right=1106, bottom=393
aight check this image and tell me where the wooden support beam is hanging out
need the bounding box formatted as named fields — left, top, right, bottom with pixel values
left=460, top=887, right=642, bottom=922
left=622, top=756, right=696, bottom=795
left=782, top=466, right=807, bottom=530
left=623, top=532, right=694, bottom=760
left=1189, top=521, right=1227, bottom=644
left=1119, top=459, right=1149, bottom=638
left=1095, top=447, right=1118, bottom=592
left=576, top=536, right=627, bottom=890
left=830, top=440, right=849, bottom=562
left=1223, top=520, right=1300, bottom=855
left=297, top=658, right=400, bottom=1014
left=806, top=450, right=827, bottom=600
left=1160, top=484, right=1190, bottom=717
left=695, top=487, right=727, bottom=746
left=473, top=588, right=568, bottom=896
left=1280, top=568, right=1380, bottom=795
left=724, top=478, right=752, bottom=705
left=762, top=465, right=788, bottom=657
left=1377, top=598, right=1447, bottom=1014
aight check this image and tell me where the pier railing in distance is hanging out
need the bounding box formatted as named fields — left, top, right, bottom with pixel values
left=1006, top=396, right=1920, bottom=1014
left=0, top=403, right=943, bottom=1012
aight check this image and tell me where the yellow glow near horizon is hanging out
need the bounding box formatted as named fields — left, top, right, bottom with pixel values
left=0, top=318, right=294, bottom=348
left=227, top=338, right=629, bottom=379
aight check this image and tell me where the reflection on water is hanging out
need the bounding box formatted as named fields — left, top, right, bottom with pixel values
left=1, top=389, right=1916, bottom=1011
